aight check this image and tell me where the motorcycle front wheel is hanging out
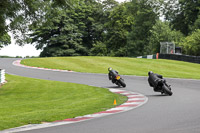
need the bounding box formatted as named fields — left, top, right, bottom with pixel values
left=118, top=79, right=126, bottom=88
left=162, top=84, right=173, bottom=96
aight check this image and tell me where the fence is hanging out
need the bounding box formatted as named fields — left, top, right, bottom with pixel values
left=160, top=42, right=175, bottom=54
left=137, top=53, right=159, bottom=59
left=137, top=53, right=200, bottom=64
left=158, top=54, right=200, bottom=64
left=0, top=69, right=5, bottom=84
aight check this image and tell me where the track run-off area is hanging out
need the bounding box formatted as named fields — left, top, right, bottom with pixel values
left=1, top=58, right=200, bottom=133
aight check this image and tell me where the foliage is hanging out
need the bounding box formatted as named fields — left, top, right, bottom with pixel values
left=0, top=33, right=11, bottom=49
left=0, top=56, right=14, bottom=58
left=89, top=42, right=108, bottom=56
left=30, top=8, right=88, bottom=57
left=27, top=0, right=166, bottom=57
left=2, top=0, right=200, bottom=57
left=104, top=2, right=133, bottom=56
left=127, top=0, right=159, bottom=56
left=146, top=20, right=184, bottom=54
left=30, top=0, right=108, bottom=57
left=180, top=29, right=200, bottom=56
left=164, top=0, right=200, bottom=35
left=0, top=0, right=72, bottom=45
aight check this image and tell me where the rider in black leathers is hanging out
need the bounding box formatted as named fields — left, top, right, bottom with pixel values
left=108, top=67, right=118, bottom=83
left=148, top=71, right=165, bottom=91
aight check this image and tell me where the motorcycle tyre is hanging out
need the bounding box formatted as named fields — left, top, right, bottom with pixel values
left=162, top=84, right=173, bottom=96
left=118, top=79, right=126, bottom=88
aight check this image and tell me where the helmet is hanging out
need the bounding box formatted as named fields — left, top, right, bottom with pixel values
left=108, top=67, right=112, bottom=71
left=148, top=71, right=153, bottom=76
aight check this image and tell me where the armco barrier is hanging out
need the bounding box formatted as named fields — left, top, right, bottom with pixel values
left=0, top=69, right=5, bottom=84
left=158, top=54, right=200, bottom=64
left=137, top=54, right=200, bottom=64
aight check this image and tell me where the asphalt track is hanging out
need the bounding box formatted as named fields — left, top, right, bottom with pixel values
left=1, top=58, right=200, bottom=133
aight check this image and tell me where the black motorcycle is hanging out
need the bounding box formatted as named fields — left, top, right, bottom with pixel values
left=110, top=74, right=126, bottom=87
left=155, top=79, right=173, bottom=96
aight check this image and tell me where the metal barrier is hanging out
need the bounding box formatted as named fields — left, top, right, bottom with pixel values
left=158, top=54, right=200, bottom=64
left=137, top=53, right=200, bottom=64
left=0, top=69, right=5, bottom=84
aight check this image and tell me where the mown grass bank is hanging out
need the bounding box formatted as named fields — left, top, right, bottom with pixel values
left=0, top=74, right=126, bottom=130
left=21, top=56, right=200, bottom=79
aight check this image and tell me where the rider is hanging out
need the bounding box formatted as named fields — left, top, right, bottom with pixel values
left=148, top=71, right=164, bottom=91
left=108, top=67, right=118, bottom=83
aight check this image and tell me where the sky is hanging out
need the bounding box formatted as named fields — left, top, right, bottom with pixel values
left=0, top=0, right=126, bottom=57
left=0, top=33, right=42, bottom=57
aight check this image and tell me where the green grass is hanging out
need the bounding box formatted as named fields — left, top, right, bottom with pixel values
left=0, top=74, right=127, bottom=130
left=21, top=56, right=200, bottom=79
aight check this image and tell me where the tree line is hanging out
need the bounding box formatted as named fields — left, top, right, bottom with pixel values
left=0, top=0, right=200, bottom=57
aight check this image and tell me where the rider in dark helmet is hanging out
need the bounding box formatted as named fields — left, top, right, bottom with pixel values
left=108, top=67, right=118, bottom=83
left=148, top=71, right=164, bottom=91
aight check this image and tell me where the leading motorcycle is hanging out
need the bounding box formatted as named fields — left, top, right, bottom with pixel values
left=112, top=74, right=126, bottom=87
left=108, top=67, right=126, bottom=88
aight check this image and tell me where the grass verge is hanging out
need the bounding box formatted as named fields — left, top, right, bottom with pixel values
left=0, top=74, right=127, bottom=130
left=21, top=56, right=200, bottom=79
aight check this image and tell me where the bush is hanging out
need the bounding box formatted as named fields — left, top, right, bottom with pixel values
left=181, top=29, right=200, bottom=56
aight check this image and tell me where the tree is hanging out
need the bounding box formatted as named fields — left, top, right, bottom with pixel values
left=86, top=0, right=119, bottom=56
left=164, top=0, right=200, bottom=35
left=0, top=33, right=11, bottom=49
left=0, top=0, right=72, bottom=46
left=30, top=8, right=87, bottom=57
left=104, top=2, right=133, bottom=56
left=77, top=0, right=105, bottom=49
left=180, top=29, right=200, bottom=56
left=127, top=0, right=159, bottom=56
left=29, top=0, right=106, bottom=57
left=146, top=20, right=184, bottom=54
left=89, top=42, right=108, bottom=56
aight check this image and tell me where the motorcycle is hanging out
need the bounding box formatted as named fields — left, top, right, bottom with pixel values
left=155, top=79, right=173, bottom=96
left=111, top=74, right=126, bottom=88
